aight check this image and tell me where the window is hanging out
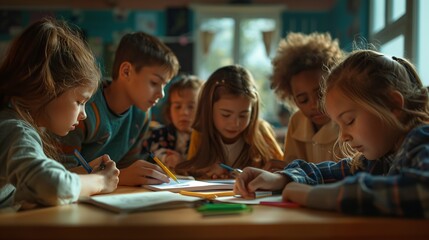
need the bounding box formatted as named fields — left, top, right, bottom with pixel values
left=192, top=4, right=285, bottom=122
left=380, top=34, right=404, bottom=58
left=370, top=0, right=429, bottom=85
left=418, top=0, right=429, bottom=85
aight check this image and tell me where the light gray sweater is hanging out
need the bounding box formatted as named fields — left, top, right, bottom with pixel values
left=0, top=109, right=80, bottom=209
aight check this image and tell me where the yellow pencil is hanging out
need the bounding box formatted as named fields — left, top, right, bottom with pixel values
left=150, top=153, right=180, bottom=183
left=179, top=190, right=235, bottom=199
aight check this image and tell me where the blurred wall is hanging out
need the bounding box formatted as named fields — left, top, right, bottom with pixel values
left=0, top=0, right=368, bottom=75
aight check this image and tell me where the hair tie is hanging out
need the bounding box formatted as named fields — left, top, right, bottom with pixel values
left=391, top=56, right=419, bottom=85
left=215, top=79, right=225, bottom=85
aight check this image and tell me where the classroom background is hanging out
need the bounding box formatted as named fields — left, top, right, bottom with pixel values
left=0, top=0, right=427, bottom=129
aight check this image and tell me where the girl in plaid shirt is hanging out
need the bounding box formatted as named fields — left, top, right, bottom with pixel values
left=234, top=49, right=429, bottom=218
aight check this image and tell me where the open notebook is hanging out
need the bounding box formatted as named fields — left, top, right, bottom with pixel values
left=80, top=191, right=203, bottom=213
left=143, top=179, right=234, bottom=192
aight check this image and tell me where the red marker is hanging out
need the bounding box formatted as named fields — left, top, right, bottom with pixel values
left=260, top=201, right=300, bottom=208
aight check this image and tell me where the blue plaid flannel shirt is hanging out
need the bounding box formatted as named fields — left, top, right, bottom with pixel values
left=281, top=124, right=429, bottom=218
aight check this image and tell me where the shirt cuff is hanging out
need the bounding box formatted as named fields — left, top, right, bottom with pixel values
left=306, top=181, right=342, bottom=211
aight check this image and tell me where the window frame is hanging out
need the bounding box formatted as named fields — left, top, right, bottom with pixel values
left=369, top=0, right=418, bottom=69
left=191, top=4, right=285, bottom=73
left=190, top=4, right=285, bottom=122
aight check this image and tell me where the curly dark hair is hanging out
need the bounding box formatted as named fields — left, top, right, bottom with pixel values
left=271, top=32, right=344, bottom=105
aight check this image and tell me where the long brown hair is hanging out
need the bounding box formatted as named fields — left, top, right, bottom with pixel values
left=0, top=18, right=101, bottom=159
left=175, top=65, right=283, bottom=176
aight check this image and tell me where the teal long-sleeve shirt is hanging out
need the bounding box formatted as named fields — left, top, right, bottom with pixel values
left=60, top=87, right=151, bottom=169
left=281, top=124, right=429, bottom=218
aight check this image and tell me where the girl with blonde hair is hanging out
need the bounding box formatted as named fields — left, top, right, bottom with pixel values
left=235, top=50, right=429, bottom=218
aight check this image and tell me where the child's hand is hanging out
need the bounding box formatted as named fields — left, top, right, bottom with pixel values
left=88, top=155, right=108, bottom=171
left=164, top=149, right=184, bottom=169
left=205, top=163, right=230, bottom=179
left=118, top=159, right=170, bottom=186
left=234, top=167, right=290, bottom=199
left=263, top=159, right=288, bottom=172
left=194, top=163, right=229, bottom=180
left=282, top=182, right=312, bottom=206
left=92, top=154, right=120, bottom=193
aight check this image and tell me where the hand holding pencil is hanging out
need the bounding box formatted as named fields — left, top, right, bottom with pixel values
left=73, top=150, right=120, bottom=193
left=93, top=154, right=120, bottom=193
left=219, top=163, right=243, bottom=177
left=233, top=167, right=289, bottom=199
left=149, top=153, right=180, bottom=183
left=74, top=149, right=107, bottom=173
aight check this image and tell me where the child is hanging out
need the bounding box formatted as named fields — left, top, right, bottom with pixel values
left=0, top=18, right=119, bottom=210
left=235, top=50, right=429, bottom=218
left=142, top=75, right=202, bottom=169
left=271, top=32, right=345, bottom=164
left=175, top=65, right=283, bottom=179
left=60, top=31, right=180, bottom=186
left=277, top=105, right=292, bottom=128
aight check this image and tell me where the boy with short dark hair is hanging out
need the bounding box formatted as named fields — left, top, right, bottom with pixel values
left=61, top=32, right=180, bottom=186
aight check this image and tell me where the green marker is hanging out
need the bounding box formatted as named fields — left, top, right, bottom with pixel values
left=197, top=203, right=252, bottom=216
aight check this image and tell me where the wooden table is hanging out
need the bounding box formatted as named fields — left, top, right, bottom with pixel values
left=0, top=187, right=428, bottom=240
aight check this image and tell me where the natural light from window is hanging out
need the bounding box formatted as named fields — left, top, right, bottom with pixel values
left=195, top=11, right=281, bottom=122
left=392, top=0, right=406, bottom=22
left=199, top=18, right=235, bottom=79
left=380, top=34, right=404, bottom=58
left=239, top=18, right=277, bottom=120
left=418, top=0, right=429, bottom=86
left=372, top=0, right=385, bottom=33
